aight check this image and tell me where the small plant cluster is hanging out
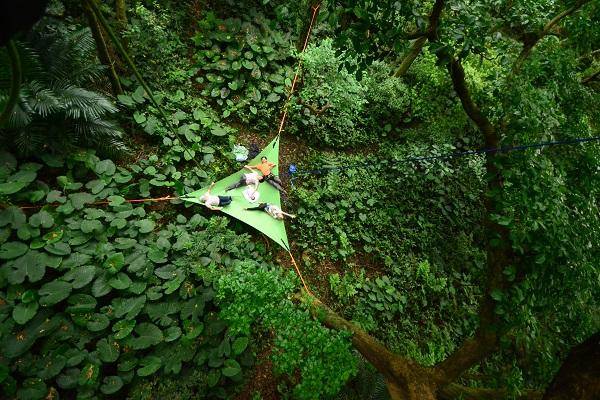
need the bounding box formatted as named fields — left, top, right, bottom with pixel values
left=192, top=11, right=295, bottom=127
left=329, top=258, right=482, bottom=367
left=292, top=143, right=485, bottom=264
left=0, top=150, right=253, bottom=398
left=216, top=261, right=358, bottom=400
left=116, top=82, right=236, bottom=194
left=288, top=40, right=416, bottom=148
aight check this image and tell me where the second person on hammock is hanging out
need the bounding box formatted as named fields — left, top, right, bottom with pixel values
left=244, top=156, right=286, bottom=194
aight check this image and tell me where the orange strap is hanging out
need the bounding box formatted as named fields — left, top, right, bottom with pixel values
left=289, top=251, right=312, bottom=295
left=14, top=195, right=179, bottom=210
left=277, top=3, right=321, bottom=135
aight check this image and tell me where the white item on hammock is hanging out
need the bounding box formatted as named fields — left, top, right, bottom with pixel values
left=243, top=187, right=260, bottom=203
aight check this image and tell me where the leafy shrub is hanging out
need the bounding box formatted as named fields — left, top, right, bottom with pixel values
left=0, top=150, right=253, bottom=398
left=192, top=11, right=295, bottom=126
left=289, top=39, right=367, bottom=147
left=0, top=27, right=126, bottom=156
left=292, top=144, right=485, bottom=264
left=115, top=82, right=236, bottom=195
left=216, top=261, right=358, bottom=400
left=124, top=2, right=190, bottom=86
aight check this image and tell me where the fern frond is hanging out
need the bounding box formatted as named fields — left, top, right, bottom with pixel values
left=25, top=81, right=62, bottom=117
left=55, top=84, right=117, bottom=120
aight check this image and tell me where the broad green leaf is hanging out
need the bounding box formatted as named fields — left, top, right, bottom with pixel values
left=222, top=359, right=241, bottom=377
left=17, top=225, right=40, bottom=241
left=130, top=323, right=163, bottom=350
left=210, top=126, right=227, bottom=136
left=80, top=219, right=103, bottom=234
left=232, top=337, right=249, bottom=355
left=13, top=301, right=38, bottom=324
left=13, top=250, right=45, bottom=282
left=113, top=295, right=146, bottom=320
left=137, top=356, right=161, bottom=377
left=63, top=265, right=96, bottom=289
left=66, top=294, right=97, bottom=314
left=117, top=94, right=134, bottom=106
left=109, top=272, right=132, bottom=290
left=69, top=193, right=94, bottom=210
left=29, top=211, right=54, bottom=229
left=17, top=378, right=46, bottom=399
left=95, top=160, right=116, bottom=176
left=0, top=206, right=26, bottom=228
left=46, top=190, right=66, bottom=203
left=100, top=375, right=123, bottom=394
left=266, top=92, right=281, bottom=102
left=92, top=274, right=112, bottom=297
left=0, top=242, right=29, bottom=259
left=86, top=313, right=110, bottom=331
left=44, top=242, right=71, bottom=256
left=138, top=219, right=155, bottom=234
left=111, top=218, right=127, bottom=229
left=103, top=253, right=125, bottom=274
left=113, top=319, right=136, bottom=339
left=108, top=195, right=125, bottom=206
left=39, top=280, right=72, bottom=306
left=164, top=326, right=182, bottom=342
left=97, top=338, right=120, bottom=363
left=78, top=363, right=99, bottom=386
left=0, top=181, right=28, bottom=194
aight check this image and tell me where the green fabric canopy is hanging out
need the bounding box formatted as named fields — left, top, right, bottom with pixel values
left=181, top=136, right=290, bottom=251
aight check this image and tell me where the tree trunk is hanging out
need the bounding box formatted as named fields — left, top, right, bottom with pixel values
left=439, top=383, right=542, bottom=400
left=394, top=36, right=427, bottom=77
left=83, top=1, right=122, bottom=95
left=393, top=0, right=445, bottom=77
left=542, top=332, right=600, bottom=400
left=115, top=0, right=128, bottom=49
left=0, top=40, right=22, bottom=126
left=302, top=295, right=439, bottom=400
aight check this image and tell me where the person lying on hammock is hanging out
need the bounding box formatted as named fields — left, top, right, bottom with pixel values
left=225, top=166, right=263, bottom=193
left=245, top=156, right=286, bottom=194
left=246, top=203, right=296, bottom=220
left=199, top=182, right=232, bottom=211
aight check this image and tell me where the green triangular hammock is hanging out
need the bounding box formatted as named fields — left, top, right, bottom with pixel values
left=181, top=136, right=290, bottom=251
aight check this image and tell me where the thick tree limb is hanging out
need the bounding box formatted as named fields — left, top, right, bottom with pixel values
left=582, top=68, right=600, bottom=85
left=439, top=383, right=542, bottom=400
left=542, top=332, right=600, bottom=400
left=512, top=0, right=591, bottom=74
left=394, top=0, right=445, bottom=77
left=296, top=98, right=332, bottom=115
left=0, top=40, right=22, bottom=126
left=394, top=36, right=428, bottom=77
left=301, top=294, right=438, bottom=400
left=83, top=1, right=123, bottom=95
left=436, top=58, right=515, bottom=384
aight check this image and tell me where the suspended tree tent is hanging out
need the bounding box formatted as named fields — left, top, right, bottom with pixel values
left=181, top=135, right=290, bottom=252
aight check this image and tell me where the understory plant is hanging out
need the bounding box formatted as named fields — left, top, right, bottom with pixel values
left=0, top=25, right=126, bottom=157
left=0, top=150, right=254, bottom=398
left=192, top=11, right=295, bottom=127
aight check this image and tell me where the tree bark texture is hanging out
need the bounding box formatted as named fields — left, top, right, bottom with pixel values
left=83, top=1, right=123, bottom=95
left=542, top=332, right=600, bottom=400
left=394, top=0, right=445, bottom=77
left=512, top=0, right=591, bottom=74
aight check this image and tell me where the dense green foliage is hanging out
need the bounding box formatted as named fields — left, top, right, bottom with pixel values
left=0, top=150, right=255, bottom=398
left=0, top=26, right=125, bottom=156
left=1, top=0, right=599, bottom=399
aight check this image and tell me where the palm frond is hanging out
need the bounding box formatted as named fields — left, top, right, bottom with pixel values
left=25, top=81, right=62, bottom=117
left=54, top=83, right=117, bottom=120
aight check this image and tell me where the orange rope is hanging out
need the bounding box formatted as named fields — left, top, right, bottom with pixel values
left=278, top=4, right=321, bottom=296
left=289, top=251, right=312, bottom=295
left=13, top=195, right=179, bottom=210
left=277, top=2, right=321, bottom=135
